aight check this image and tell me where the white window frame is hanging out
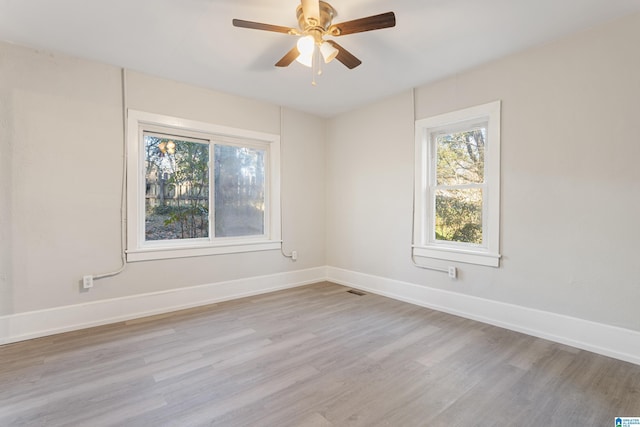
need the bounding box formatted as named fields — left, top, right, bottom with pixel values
left=126, top=109, right=281, bottom=262
left=413, top=101, right=501, bottom=267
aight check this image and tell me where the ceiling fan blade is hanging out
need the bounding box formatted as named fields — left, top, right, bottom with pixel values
left=301, top=0, right=320, bottom=24
left=275, top=46, right=300, bottom=67
left=328, top=12, right=396, bottom=36
left=232, top=19, right=298, bottom=35
left=326, top=40, right=362, bottom=69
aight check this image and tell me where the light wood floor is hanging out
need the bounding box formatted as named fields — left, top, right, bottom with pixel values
left=1, top=282, right=639, bottom=426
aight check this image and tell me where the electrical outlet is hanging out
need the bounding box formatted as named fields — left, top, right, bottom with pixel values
left=448, top=267, right=457, bottom=279
left=82, top=275, right=94, bottom=289
left=291, top=250, right=298, bottom=261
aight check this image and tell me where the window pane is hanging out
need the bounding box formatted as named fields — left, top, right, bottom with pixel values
left=214, top=145, right=265, bottom=237
left=144, top=135, right=209, bottom=241
left=435, top=188, right=482, bottom=244
left=436, top=128, right=486, bottom=185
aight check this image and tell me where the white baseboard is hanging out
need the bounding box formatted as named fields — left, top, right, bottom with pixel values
left=327, top=266, right=640, bottom=366
left=3, top=265, right=638, bottom=367
left=0, top=267, right=327, bottom=345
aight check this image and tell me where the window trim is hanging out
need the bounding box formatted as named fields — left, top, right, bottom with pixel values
left=413, top=101, right=501, bottom=267
left=126, top=109, right=281, bottom=262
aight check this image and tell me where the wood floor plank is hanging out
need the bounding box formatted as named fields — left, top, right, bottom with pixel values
left=1, top=281, right=639, bottom=426
left=367, top=324, right=440, bottom=361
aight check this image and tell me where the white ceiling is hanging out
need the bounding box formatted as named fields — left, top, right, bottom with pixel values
left=1, top=0, right=639, bottom=117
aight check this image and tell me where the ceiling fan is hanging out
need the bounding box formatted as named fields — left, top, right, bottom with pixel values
left=232, top=0, right=396, bottom=73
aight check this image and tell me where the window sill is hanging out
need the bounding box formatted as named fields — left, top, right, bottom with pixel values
left=413, top=246, right=500, bottom=267
left=126, top=240, right=282, bottom=262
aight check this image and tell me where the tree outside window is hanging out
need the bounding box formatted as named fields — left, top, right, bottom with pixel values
left=144, top=133, right=267, bottom=242
left=433, top=128, right=486, bottom=244
left=144, top=134, right=210, bottom=241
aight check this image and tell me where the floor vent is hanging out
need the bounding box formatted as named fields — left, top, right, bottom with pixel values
left=347, top=289, right=366, bottom=296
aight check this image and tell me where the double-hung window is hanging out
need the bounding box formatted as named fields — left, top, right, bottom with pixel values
left=126, top=110, right=281, bottom=262
left=414, top=101, right=501, bottom=267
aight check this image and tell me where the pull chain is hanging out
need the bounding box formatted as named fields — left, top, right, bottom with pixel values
left=311, top=46, right=322, bottom=86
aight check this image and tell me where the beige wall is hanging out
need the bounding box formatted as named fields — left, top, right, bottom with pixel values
left=1, top=12, right=639, bottom=335
left=326, top=13, right=640, bottom=332
left=0, top=43, right=325, bottom=314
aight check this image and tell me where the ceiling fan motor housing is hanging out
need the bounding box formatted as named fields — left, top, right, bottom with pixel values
left=296, top=1, right=336, bottom=37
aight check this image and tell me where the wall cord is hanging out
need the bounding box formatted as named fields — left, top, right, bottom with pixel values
left=279, top=106, right=294, bottom=259
left=92, top=68, right=129, bottom=280
left=409, top=88, right=448, bottom=274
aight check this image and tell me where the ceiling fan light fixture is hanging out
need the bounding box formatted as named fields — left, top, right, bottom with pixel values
left=295, top=35, right=315, bottom=67
left=296, top=52, right=314, bottom=68
left=296, top=35, right=315, bottom=55
left=320, top=41, right=339, bottom=63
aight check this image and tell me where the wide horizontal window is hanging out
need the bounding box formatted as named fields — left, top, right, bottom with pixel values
left=127, top=110, right=281, bottom=262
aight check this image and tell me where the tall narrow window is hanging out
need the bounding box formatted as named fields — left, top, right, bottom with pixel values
left=414, top=101, right=501, bottom=267
left=127, top=110, right=281, bottom=262
left=433, top=125, right=485, bottom=245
